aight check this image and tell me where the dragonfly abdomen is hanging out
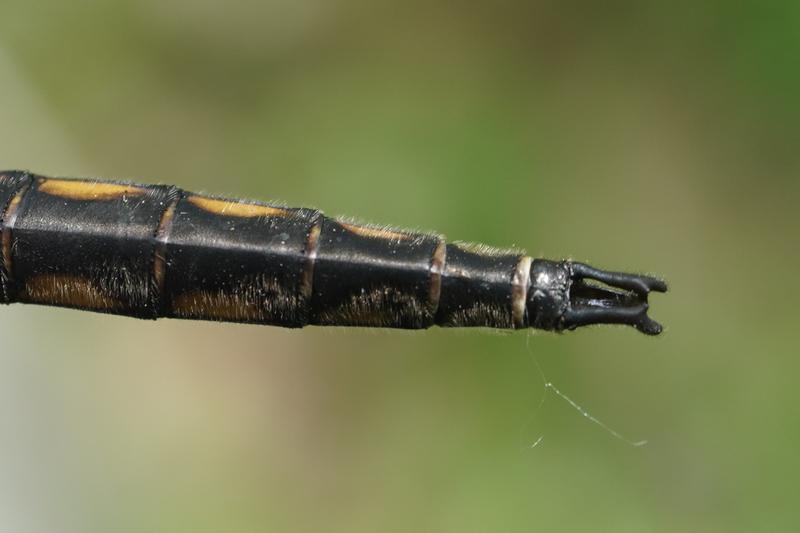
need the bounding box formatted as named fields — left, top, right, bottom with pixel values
left=0, top=171, right=666, bottom=334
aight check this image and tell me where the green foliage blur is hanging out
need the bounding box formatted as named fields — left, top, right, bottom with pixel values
left=0, top=1, right=797, bottom=531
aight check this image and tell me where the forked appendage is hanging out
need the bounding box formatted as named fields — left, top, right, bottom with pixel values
left=528, top=260, right=667, bottom=335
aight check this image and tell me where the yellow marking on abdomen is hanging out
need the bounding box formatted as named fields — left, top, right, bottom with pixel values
left=38, top=178, right=146, bottom=201
left=20, top=274, right=121, bottom=310
left=339, top=222, right=410, bottom=241
left=171, top=290, right=264, bottom=322
left=188, top=195, right=289, bottom=218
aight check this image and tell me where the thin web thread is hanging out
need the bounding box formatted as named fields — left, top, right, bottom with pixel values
left=525, top=333, right=647, bottom=448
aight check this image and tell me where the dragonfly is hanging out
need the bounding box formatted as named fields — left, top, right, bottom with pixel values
left=0, top=170, right=666, bottom=335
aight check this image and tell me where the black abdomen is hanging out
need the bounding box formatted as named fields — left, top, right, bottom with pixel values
left=0, top=171, right=535, bottom=330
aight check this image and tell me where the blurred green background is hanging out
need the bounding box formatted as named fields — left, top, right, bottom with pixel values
left=0, top=1, right=797, bottom=532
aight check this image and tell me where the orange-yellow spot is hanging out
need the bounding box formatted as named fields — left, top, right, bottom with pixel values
left=38, top=178, right=146, bottom=201
left=171, top=290, right=263, bottom=322
left=6, top=193, right=22, bottom=211
left=188, top=195, right=289, bottom=218
left=339, top=222, right=409, bottom=241
left=21, top=274, right=120, bottom=310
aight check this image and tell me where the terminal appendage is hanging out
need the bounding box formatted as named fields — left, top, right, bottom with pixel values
left=528, top=260, right=667, bottom=335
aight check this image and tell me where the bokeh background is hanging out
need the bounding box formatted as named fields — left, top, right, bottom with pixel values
left=0, top=1, right=797, bottom=531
